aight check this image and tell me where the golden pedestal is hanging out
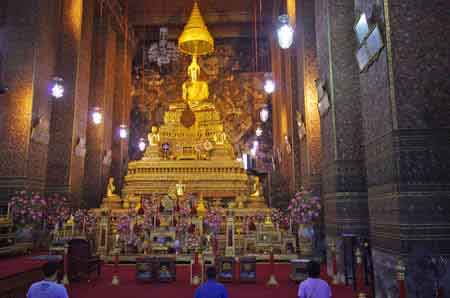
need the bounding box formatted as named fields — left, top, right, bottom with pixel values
left=101, top=195, right=122, bottom=210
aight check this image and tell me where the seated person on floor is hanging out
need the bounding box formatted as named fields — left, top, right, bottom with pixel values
left=297, top=260, right=332, bottom=298
left=195, top=266, right=228, bottom=298
left=27, top=261, right=68, bottom=298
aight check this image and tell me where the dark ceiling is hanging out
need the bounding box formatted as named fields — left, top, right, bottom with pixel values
left=126, top=0, right=275, bottom=40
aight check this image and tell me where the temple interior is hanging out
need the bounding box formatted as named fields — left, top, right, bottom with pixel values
left=0, top=1, right=449, bottom=298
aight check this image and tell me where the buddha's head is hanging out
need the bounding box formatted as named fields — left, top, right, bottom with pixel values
left=151, top=126, right=158, bottom=134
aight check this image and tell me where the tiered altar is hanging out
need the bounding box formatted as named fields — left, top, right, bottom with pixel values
left=95, top=2, right=296, bottom=261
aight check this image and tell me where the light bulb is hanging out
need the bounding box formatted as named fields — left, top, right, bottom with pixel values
left=51, top=77, right=64, bottom=99
left=91, top=107, right=103, bottom=125
left=277, top=15, right=294, bottom=49
left=119, top=125, right=128, bottom=139
left=264, top=79, right=275, bottom=94
left=138, top=138, right=146, bottom=152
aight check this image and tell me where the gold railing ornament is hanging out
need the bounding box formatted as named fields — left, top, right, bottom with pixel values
left=178, top=2, right=214, bottom=56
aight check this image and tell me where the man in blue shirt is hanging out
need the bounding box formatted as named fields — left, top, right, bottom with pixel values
left=27, top=261, right=68, bottom=298
left=195, top=266, right=228, bottom=298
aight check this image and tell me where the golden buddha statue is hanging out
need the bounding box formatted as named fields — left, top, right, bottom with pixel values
left=250, top=176, right=262, bottom=198
left=248, top=176, right=266, bottom=208
left=176, top=181, right=185, bottom=197
left=182, top=56, right=210, bottom=108
left=148, top=126, right=160, bottom=146
left=196, top=193, right=207, bottom=215
left=101, top=177, right=122, bottom=209
left=144, top=126, right=162, bottom=160
left=107, top=177, right=116, bottom=197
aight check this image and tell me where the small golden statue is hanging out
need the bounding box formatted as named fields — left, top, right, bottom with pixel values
left=250, top=176, right=261, bottom=198
left=176, top=181, right=185, bottom=197
left=66, top=215, right=75, bottom=225
left=148, top=126, right=160, bottom=146
left=248, top=176, right=266, bottom=208
left=196, top=194, right=207, bottom=215
left=107, top=177, right=116, bottom=197
left=264, top=215, right=274, bottom=227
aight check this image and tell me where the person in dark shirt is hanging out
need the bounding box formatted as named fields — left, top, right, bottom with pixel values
left=27, top=261, right=68, bottom=298
left=194, top=266, right=228, bottom=298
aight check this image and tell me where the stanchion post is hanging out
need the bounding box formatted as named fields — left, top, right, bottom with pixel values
left=396, top=260, right=406, bottom=298
left=111, top=248, right=120, bottom=285
left=191, top=252, right=201, bottom=285
left=266, top=249, right=278, bottom=287
left=331, top=242, right=338, bottom=285
left=62, top=243, right=69, bottom=285
left=355, top=248, right=367, bottom=298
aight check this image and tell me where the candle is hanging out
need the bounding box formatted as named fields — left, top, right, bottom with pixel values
left=7, top=202, right=11, bottom=219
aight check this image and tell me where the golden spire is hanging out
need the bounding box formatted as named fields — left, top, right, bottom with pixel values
left=178, top=2, right=214, bottom=56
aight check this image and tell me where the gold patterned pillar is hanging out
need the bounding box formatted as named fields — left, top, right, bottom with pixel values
left=46, top=0, right=95, bottom=206
left=84, top=11, right=117, bottom=208
left=293, top=0, right=322, bottom=191
left=110, top=33, right=133, bottom=195
left=0, top=1, right=67, bottom=198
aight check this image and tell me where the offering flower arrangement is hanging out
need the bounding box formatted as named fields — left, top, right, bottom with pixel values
left=271, top=208, right=289, bottom=229
left=288, top=189, right=321, bottom=225
left=204, top=208, right=224, bottom=234
left=9, top=191, right=70, bottom=228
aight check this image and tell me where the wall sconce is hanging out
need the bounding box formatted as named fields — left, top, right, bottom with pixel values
left=277, top=14, right=294, bottom=49
left=260, top=105, right=270, bottom=123
left=316, top=79, right=331, bottom=117
left=284, top=135, right=292, bottom=154
left=138, top=138, right=146, bottom=152
left=74, top=137, right=86, bottom=157
left=296, top=111, right=306, bottom=140
left=91, top=107, right=103, bottom=125
left=118, top=124, right=128, bottom=139
left=103, top=149, right=112, bottom=166
left=255, top=126, right=263, bottom=137
left=263, top=73, right=275, bottom=94
left=50, top=77, right=64, bottom=99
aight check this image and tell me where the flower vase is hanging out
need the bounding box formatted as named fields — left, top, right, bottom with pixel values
left=298, top=223, right=314, bottom=256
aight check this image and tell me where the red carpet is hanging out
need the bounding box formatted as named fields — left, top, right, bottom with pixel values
left=0, top=255, right=47, bottom=279
left=67, top=264, right=355, bottom=298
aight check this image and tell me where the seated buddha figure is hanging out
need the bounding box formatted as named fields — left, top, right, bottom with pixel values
left=182, top=56, right=211, bottom=109
left=148, top=126, right=160, bottom=147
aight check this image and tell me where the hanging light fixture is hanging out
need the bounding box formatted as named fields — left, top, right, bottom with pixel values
left=260, top=105, right=270, bottom=122
left=277, top=14, right=294, bottom=49
left=118, top=124, right=128, bottom=139
left=148, top=27, right=179, bottom=67
left=91, top=107, right=103, bottom=125
left=50, top=77, right=64, bottom=99
left=138, top=138, right=146, bottom=152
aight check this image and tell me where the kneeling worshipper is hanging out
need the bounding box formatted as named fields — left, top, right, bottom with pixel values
left=194, top=266, right=228, bottom=298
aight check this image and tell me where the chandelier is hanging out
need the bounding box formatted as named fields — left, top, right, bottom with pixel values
left=147, top=27, right=179, bottom=67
